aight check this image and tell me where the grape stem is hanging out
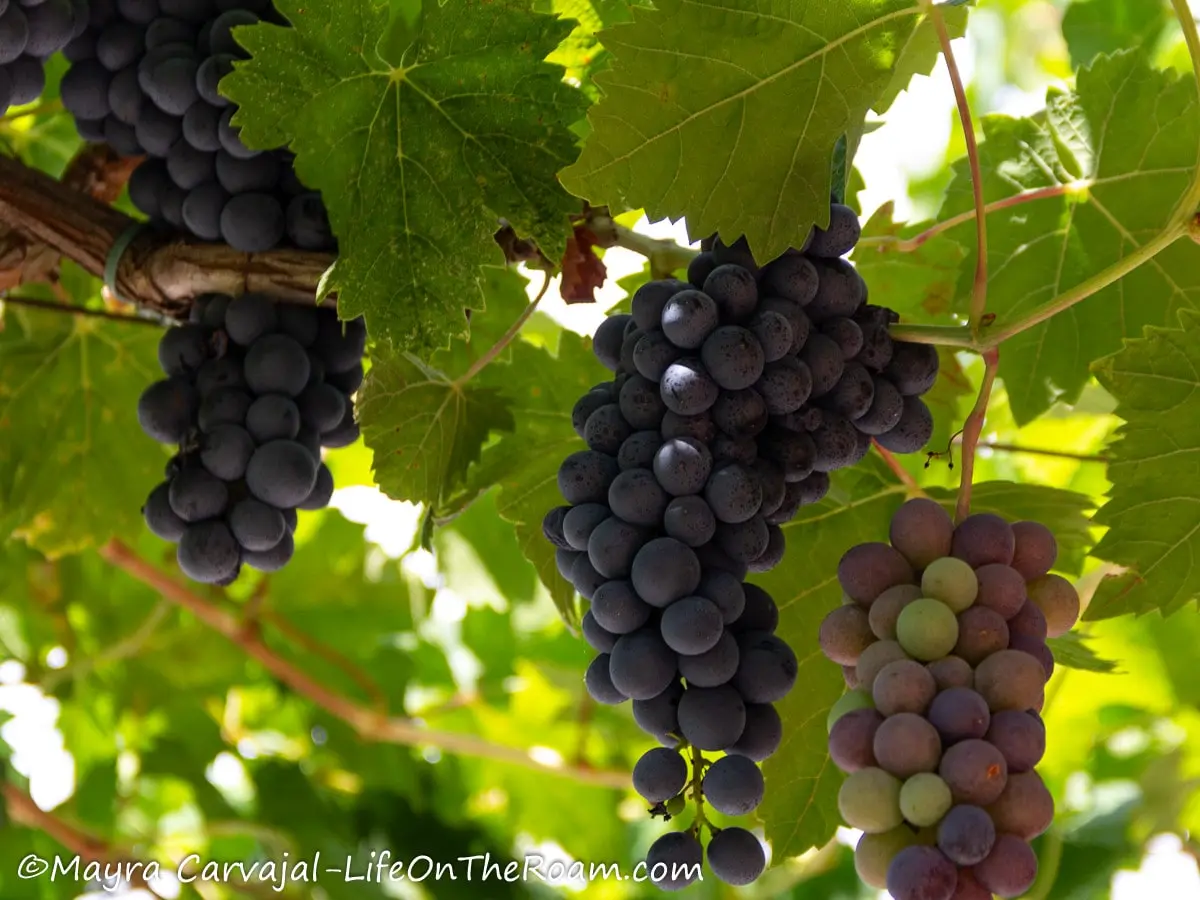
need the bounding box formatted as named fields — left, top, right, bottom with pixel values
left=586, top=210, right=699, bottom=278
left=688, top=743, right=710, bottom=836
left=854, top=184, right=1082, bottom=253
left=99, top=540, right=632, bottom=790
left=1024, top=824, right=1065, bottom=900
left=455, top=270, right=551, bottom=385
left=1, top=783, right=150, bottom=887
left=0, top=292, right=169, bottom=326
left=954, top=346, right=999, bottom=523
left=959, top=439, right=1108, bottom=464
left=872, top=439, right=926, bottom=496
left=0, top=100, right=62, bottom=122
left=930, top=1, right=989, bottom=340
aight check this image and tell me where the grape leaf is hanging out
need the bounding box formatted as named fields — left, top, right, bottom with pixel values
left=875, top=5, right=968, bottom=114
left=754, top=463, right=905, bottom=860
left=1061, top=0, right=1170, bottom=69
left=461, top=331, right=601, bottom=625
left=558, top=0, right=923, bottom=259
left=852, top=202, right=968, bottom=318
left=1048, top=632, right=1120, bottom=673
left=224, top=0, right=587, bottom=352
left=357, top=354, right=515, bottom=508
left=1087, top=309, right=1200, bottom=620
left=938, top=52, right=1200, bottom=424
left=758, top=464, right=1096, bottom=857
left=357, top=267, right=532, bottom=507
left=0, top=309, right=162, bottom=557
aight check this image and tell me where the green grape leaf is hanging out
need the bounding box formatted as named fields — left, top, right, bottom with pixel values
left=0, top=310, right=162, bottom=556
left=357, top=354, right=515, bottom=508
left=357, top=268, right=533, bottom=507
left=224, top=0, right=587, bottom=352
left=875, top=5, right=968, bottom=114
left=462, top=332, right=601, bottom=625
left=1061, top=0, right=1170, bottom=69
left=1048, top=632, right=1120, bottom=673
left=759, top=466, right=1096, bottom=857
left=559, top=0, right=924, bottom=258
left=1087, top=309, right=1200, bottom=620
left=754, top=463, right=904, bottom=860
left=937, top=52, right=1200, bottom=424
left=852, top=202, right=968, bottom=318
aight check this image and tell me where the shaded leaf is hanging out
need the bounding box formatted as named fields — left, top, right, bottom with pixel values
left=0, top=309, right=162, bottom=556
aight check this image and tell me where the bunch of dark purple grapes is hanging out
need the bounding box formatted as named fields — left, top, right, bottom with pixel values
left=137, top=292, right=364, bottom=584
left=0, top=0, right=89, bottom=114
left=820, top=499, right=1080, bottom=900
left=61, top=0, right=335, bottom=254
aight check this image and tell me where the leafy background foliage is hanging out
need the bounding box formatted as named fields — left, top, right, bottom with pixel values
left=1, top=0, right=1200, bottom=897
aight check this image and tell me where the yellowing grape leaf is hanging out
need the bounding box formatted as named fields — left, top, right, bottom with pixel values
left=0, top=309, right=162, bottom=556
left=224, top=0, right=587, bottom=353
left=559, top=0, right=924, bottom=259
left=1088, top=309, right=1200, bottom=620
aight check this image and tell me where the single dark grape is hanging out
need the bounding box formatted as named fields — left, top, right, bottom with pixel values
left=760, top=253, right=818, bottom=305
left=245, top=440, right=319, bottom=508
left=808, top=203, right=861, bottom=258
left=584, top=652, right=624, bottom=703
left=663, top=494, right=716, bottom=547
left=630, top=537, right=701, bottom=607
left=645, top=831, right=702, bottom=891
left=609, top=627, right=677, bottom=700
left=592, top=313, right=630, bottom=372
left=875, top=395, right=933, bottom=454
left=660, top=595, right=724, bottom=655
left=143, top=481, right=187, bottom=541
left=661, top=290, right=719, bottom=349
left=586, top=515, right=650, bottom=579
left=676, top=683, right=745, bottom=750
left=653, top=436, right=712, bottom=497
left=630, top=279, right=686, bottom=330
left=589, top=579, right=651, bottom=635
left=732, top=631, right=797, bottom=703
left=178, top=520, right=241, bottom=584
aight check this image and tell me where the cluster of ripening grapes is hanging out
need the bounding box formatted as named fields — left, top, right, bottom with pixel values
left=137, top=293, right=364, bottom=584
left=821, top=499, right=1079, bottom=900
left=545, top=205, right=943, bottom=889
left=59, top=0, right=334, bottom=253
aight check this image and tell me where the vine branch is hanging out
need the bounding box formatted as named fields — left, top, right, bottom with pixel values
left=931, top=2, right=989, bottom=339
left=456, top=270, right=551, bottom=385
left=0, top=154, right=335, bottom=318
left=0, top=292, right=167, bottom=326
left=98, top=540, right=630, bottom=791
left=586, top=210, right=698, bottom=278
left=855, top=184, right=1080, bottom=253
left=955, top=347, right=1000, bottom=522
left=872, top=440, right=925, bottom=496
left=2, top=783, right=149, bottom=887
